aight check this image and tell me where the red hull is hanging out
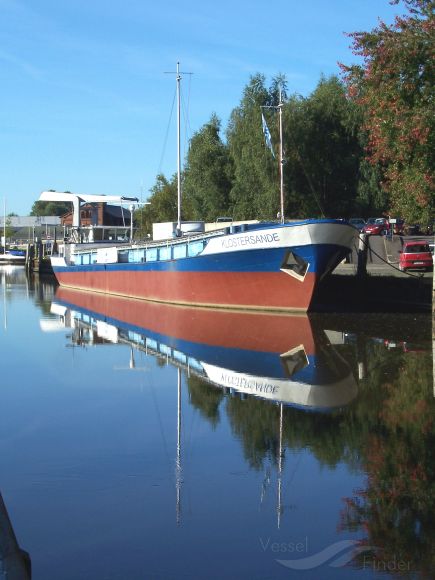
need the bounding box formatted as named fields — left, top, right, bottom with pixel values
left=55, top=270, right=317, bottom=312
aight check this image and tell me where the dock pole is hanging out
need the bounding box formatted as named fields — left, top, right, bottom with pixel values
left=357, top=233, right=368, bottom=278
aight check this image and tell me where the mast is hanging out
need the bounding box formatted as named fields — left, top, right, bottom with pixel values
left=278, top=89, right=284, bottom=225
left=2, top=269, right=6, bottom=331
left=2, top=198, right=6, bottom=254
left=261, top=85, right=285, bottom=224
left=176, top=62, right=182, bottom=231
left=165, top=62, right=191, bottom=232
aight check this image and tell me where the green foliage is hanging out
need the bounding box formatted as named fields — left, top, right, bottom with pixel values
left=354, top=157, right=387, bottom=215
left=4, top=215, right=15, bottom=239
left=134, top=174, right=178, bottom=238
left=226, top=395, right=282, bottom=469
left=153, top=74, right=367, bottom=222
left=183, top=114, right=233, bottom=221
left=30, top=200, right=71, bottom=216
left=226, top=74, right=280, bottom=220
left=149, top=5, right=434, bottom=224
left=187, top=375, right=224, bottom=428
left=283, top=76, right=362, bottom=218
left=342, top=0, right=434, bottom=224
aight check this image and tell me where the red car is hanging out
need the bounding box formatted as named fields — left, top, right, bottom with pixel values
left=399, top=240, right=433, bottom=272
left=363, top=217, right=389, bottom=235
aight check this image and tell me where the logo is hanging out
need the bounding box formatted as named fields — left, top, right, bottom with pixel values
left=276, top=540, right=376, bottom=570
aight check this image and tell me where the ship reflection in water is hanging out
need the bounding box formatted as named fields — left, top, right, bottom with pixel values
left=2, top=270, right=433, bottom=579
left=51, top=288, right=358, bottom=412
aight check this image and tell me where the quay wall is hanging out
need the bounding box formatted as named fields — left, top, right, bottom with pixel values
left=312, top=264, right=432, bottom=313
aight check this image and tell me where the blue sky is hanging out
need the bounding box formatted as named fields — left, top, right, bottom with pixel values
left=0, top=0, right=403, bottom=215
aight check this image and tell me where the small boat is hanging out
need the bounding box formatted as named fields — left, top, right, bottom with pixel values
left=0, top=249, right=26, bottom=265
left=50, top=288, right=358, bottom=411
left=40, top=63, right=357, bottom=312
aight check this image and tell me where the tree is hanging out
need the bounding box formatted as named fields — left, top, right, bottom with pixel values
left=183, top=114, right=233, bottom=221
left=3, top=215, right=15, bottom=241
left=30, top=200, right=71, bottom=216
left=283, top=76, right=363, bottom=218
left=354, top=157, right=388, bottom=216
left=226, top=74, right=281, bottom=220
left=134, top=174, right=178, bottom=238
left=341, top=0, right=434, bottom=224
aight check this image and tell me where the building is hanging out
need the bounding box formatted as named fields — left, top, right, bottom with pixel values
left=60, top=203, right=132, bottom=228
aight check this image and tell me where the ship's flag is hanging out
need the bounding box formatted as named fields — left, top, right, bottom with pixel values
left=261, top=112, right=275, bottom=158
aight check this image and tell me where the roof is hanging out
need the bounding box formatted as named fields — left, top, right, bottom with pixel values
left=403, top=240, right=430, bottom=247
left=0, top=216, right=61, bottom=227
left=39, top=191, right=138, bottom=204
left=105, top=205, right=132, bottom=219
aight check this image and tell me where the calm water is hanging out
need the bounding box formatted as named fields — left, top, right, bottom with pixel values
left=0, top=266, right=434, bottom=580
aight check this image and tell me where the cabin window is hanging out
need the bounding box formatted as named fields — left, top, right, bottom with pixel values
left=159, top=343, right=171, bottom=356
left=128, top=331, right=144, bottom=345
left=188, top=241, right=204, bottom=257
left=173, top=350, right=187, bottom=364
left=173, top=244, right=187, bottom=259
left=187, top=357, right=203, bottom=372
left=146, top=338, right=158, bottom=350
left=146, top=248, right=157, bottom=262
left=159, top=247, right=171, bottom=261
left=129, top=249, right=145, bottom=262
left=280, top=251, right=309, bottom=280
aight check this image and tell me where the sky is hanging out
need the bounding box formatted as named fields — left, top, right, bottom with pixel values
left=0, top=0, right=404, bottom=216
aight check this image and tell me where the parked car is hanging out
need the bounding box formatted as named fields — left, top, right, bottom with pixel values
left=404, top=223, right=421, bottom=235
left=349, top=218, right=366, bottom=231
left=363, top=217, right=389, bottom=235
left=399, top=240, right=433, bottom=272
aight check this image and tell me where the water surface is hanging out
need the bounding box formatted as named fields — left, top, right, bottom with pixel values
left=1, top=266, right=433, bottom=579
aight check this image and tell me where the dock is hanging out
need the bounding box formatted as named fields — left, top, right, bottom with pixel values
left=4, top=233, right=433, bottom=313
left=24, top=242, right=54, bottom=274
left=313, top=234, right=434, bottom=313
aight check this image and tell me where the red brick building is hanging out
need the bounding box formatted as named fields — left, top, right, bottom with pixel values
left=61, top=203, right=132, bottom=227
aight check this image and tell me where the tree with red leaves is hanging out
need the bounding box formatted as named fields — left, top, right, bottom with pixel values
left=342, top=0, right=434, bottom=225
